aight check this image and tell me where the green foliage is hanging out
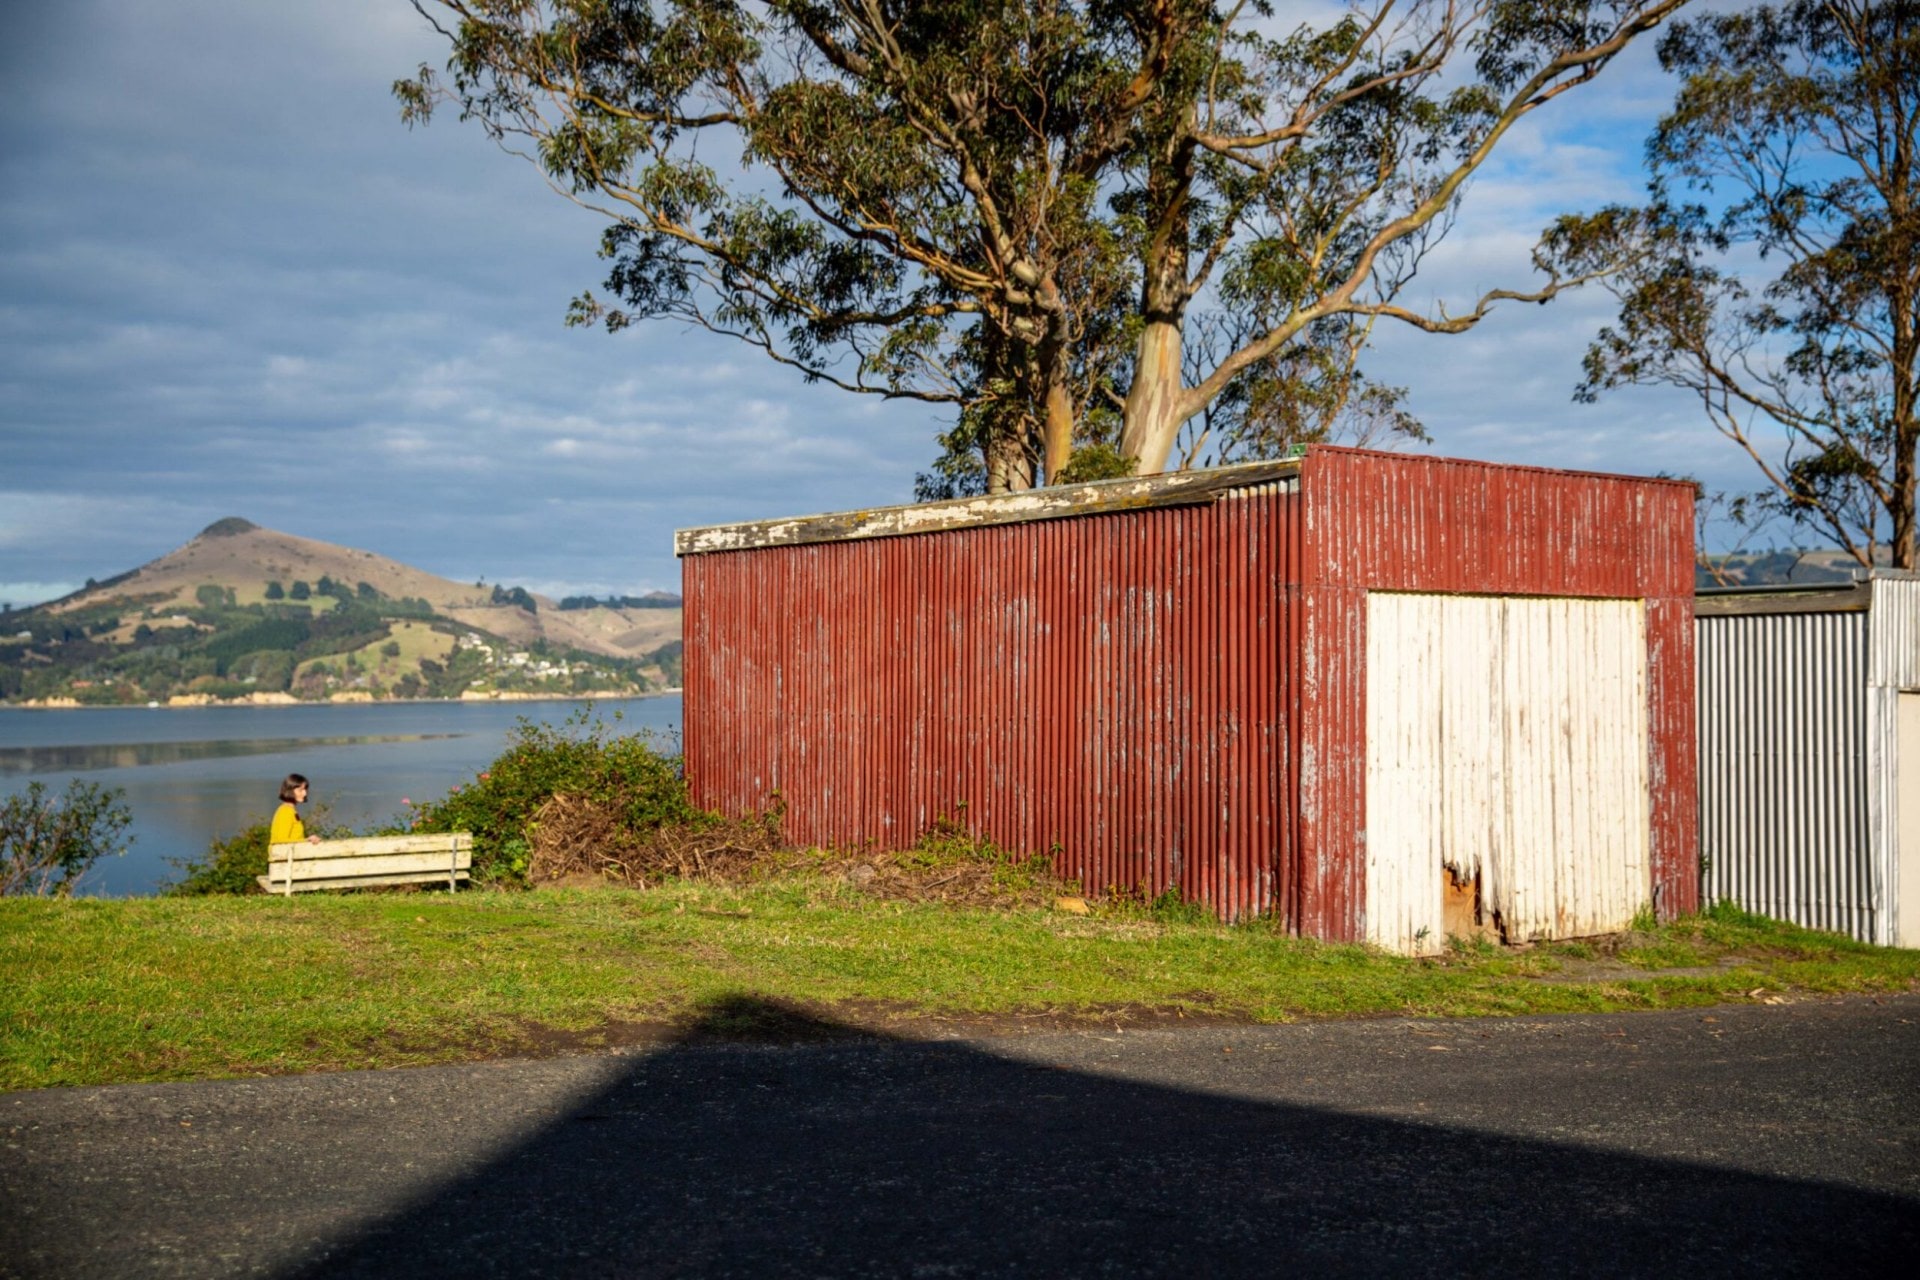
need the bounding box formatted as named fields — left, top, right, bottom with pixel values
left=375, top=596, right=438, bottom=621
left=491, top=585, right=538, bottom=613
left=894, top=816, right=1063, bottom=898
left=199, top=518, right=258, bottom=537
left=1144, top=886, right=1216, bottom=926
left=1557, top=0, right=1920, bottom=568
left=404, top=1, right=1672, bottom=490
left=0, top=780, right=133, bottom=897
left=558, top=593, right=682, bottom=611
left=200, top=618, right=311, bottom=671
left=164, top=820, right=270, bottom=897
left=289, top=580, right=310, bottom=601
left=407, top=708, right=700, bottom=885
left=229, top=649, right=296, bottom=691
left=1052, top=443, right=1138, bottom=486
left=1701, top=898, right=1782, bottom=932
left=264, top=580, right=285, bottom=600
left=649, top=639, right=683, bottom=687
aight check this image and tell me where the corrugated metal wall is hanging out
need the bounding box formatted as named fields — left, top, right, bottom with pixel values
left=1366, top=594, right=1651, bottom=954
left=1868, top=576, right=1920, bottom=946
left=1296, top=451, right=1697, bottom=939
left=683, top=482, right=1299, bottom=920
left=681, top=447, right=1697, bottom=943
left=1697, top=609, right=1872, bottom=938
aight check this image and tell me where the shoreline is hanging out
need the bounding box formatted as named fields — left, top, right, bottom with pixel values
left=2, top=689, right=682, bottom=711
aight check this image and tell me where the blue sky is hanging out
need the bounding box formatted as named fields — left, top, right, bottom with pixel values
left=0, top=1, right=1756, bottom=609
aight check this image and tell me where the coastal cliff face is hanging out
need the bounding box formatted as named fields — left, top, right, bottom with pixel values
left=0, top=520, right=682, bottom=706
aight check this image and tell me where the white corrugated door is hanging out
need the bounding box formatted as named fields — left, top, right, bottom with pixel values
left=1365, top=593, right=1652, bottom=954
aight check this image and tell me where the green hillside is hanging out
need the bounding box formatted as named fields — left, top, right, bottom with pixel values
left=0, top=521, right=681, bottom=706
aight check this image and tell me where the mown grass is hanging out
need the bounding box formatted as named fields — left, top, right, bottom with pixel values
left=1, top=888, right=1913, bottom=1091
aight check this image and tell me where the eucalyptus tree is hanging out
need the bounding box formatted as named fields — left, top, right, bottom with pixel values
left=401, top=1, right=1687, bottom=490
left=1556, top=0, right=1920, bottom=569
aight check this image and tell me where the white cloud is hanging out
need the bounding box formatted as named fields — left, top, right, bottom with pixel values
left=0, top=584, right=81, bottom=610
left=0, top=0, right=1800, bottom=604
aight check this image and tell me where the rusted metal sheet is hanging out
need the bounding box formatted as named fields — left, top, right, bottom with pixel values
left=674, top=462, right=1301, bottom=555
left=1365, top=594, right=1651, bottom=954
left=683, top=477, right=1298, bottom=920
left=1646, top=594, right=1700, bottom=923
left=680, top=447, right=1696, bottom=944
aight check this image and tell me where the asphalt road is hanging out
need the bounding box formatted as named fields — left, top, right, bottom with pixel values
left=4, top=995, right=1917, bottom=1278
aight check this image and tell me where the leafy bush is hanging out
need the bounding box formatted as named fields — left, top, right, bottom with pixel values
left=166, top=804, right=350, bottom=896
left=165, top=819, right=270, bottom=896
left=887, top=815, right=1070, bottom=901
left=0, top=780, right=133, bottom=896
left=407, top=708, right=700, bottom=885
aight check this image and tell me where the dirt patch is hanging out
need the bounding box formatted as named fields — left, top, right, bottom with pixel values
left=1527, top=955, right=1757, bottom=985
left=461, top=998, right=1259, bottom=1061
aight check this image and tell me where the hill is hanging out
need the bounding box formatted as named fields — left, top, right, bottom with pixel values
left=0, top=519, right=682, bottom=706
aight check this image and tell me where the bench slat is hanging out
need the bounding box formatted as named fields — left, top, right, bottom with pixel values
left=263, top=850, right=474, bottom=882
left=256, top=869, right=472, bottom=894
left=261, top=832, right=476, bottom=894
left=269, top=834, right=471, bottom=858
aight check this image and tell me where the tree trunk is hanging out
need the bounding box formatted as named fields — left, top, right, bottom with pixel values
left=1893, top=421, right=1915, bottom=570
left=1041, top=329, right=1076, bottom=483
left=985, top=430, right=1035, bottom=494
left=1119, top=318, right=1185, bottom=473
left=1118, top=129, right=1195, bottom=475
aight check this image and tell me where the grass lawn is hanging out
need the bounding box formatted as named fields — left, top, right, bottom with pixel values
left=2, top=885, right=1914, bottom=1091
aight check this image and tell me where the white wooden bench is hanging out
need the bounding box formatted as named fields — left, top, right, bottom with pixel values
left=260, top=833, right=474, bottom=895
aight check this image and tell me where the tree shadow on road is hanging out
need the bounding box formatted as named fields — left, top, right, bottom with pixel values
left=293, top=995, right=1914, bottom=1278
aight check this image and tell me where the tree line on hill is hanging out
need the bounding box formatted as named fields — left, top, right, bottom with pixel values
left=556, top=592, right=683, bottom=612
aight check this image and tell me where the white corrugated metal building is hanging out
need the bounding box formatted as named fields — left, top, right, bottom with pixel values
left=1696, top=571, right=1920, bottom=946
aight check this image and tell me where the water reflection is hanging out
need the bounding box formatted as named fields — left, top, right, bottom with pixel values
left=0, top=735, right=456, bottom=777
left=0, top=696, right=683, bottom=897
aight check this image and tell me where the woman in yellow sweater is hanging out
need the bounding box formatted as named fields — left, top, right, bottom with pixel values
left=270, top=774, right=321, bottom=846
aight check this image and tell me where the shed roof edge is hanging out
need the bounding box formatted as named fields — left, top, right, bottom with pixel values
left=674, top=458, right=1302, bottom=556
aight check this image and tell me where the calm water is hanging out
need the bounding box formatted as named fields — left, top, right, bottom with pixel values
left=0, top=697, right=682, bottom=896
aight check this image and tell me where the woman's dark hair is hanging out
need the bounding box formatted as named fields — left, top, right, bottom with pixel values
left=278, top=773, right=309, bottom=803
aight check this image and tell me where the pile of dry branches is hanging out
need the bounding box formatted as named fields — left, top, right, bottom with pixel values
left=526, top=793, right=782, bottom=888
left=525, top=793, right=1074, bottom=908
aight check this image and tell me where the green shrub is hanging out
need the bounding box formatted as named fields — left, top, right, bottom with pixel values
left=166, top=804, right=350, bottom=896
left=407, top=708, right=700, bottom=885
left=0, top=780, right=133, bottom=896
left=165, top=820, right=270, bottom=896
left=893, top=815, right=1066, bottom=898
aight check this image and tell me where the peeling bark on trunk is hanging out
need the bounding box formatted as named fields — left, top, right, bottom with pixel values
left=1043, top=380, right=1075, bottom=482
left=1040, top=329, right=1076, bottom=483
left=1118, top=128, right=1195, bottom=476
left=1120, top=319, right=1185, bottom=474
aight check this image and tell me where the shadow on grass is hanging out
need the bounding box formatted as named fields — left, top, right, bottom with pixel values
left=283, top=994, right=1916, bottom=1278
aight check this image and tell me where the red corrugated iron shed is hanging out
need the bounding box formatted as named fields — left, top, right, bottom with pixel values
left=676, top=447, right=1697, bottom=949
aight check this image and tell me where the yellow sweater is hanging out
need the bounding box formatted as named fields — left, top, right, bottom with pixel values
left=269, top=802, right=305, bottom=845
